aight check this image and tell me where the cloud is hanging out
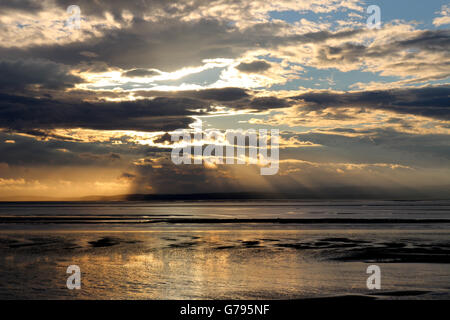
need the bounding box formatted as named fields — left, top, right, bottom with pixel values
left=50, top=0, right=364, bottom=22
left=128, top=87, right=288, bottom=110
left=433, top=4, right=450, bottom=26
left=0, top=86, right=292, bottom=137
left=311, top=28, right=450, bottom=81
left=0, top=0, right=43, bottom=12
left=179, top=87, right=250, bottom=101
left=122, top=68, right=161, bottom=77
left=119, top=172, right=137, bottom=180
left=152, top=133, right=173, bottom=145
left=282, top=128, right=450, bottom=168
left=0, top=93, right=201, bottom=133
left=236, top=60, right=271, bottom=73
left=0, top=59, right=83, bottom=92
left=127, top=152, right=450, bottom=197
left=79, top=152, right=121, bottom=162
left=0, top=16, right=364, bottom=72
left=292, top=85, right=450, bottom=120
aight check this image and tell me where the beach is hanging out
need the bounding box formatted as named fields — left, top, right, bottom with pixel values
left=0, top=200, right=449, bottom=299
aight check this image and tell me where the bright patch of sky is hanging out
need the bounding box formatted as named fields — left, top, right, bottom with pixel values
left=369, top=0, right=448, bottom=29
left=268, top=0, right=448, bottom=30
left=201, top=111, right=342, bottom=133
left=83, top=66, right=227, bottom=91
left=269, top=67, right=401, bottom=91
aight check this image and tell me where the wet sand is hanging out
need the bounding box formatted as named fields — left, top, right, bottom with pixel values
left=0, top=229, right=449, bottom=299
left=0, top=201, right=448, bottom=299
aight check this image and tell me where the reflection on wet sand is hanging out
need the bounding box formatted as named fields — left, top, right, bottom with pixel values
left=0, top=229, right=449, bottom=299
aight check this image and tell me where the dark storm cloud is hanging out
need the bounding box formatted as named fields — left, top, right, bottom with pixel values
left=128, top=142, right=450, bottom=196
left=0, top=87, right=289, bottom=138
left=395, top=29, right=450, bottom=52
left=292, top=85, right=450, bottom=120
left=122, top=69, right=161, bottom=77
left=135, top=87, right=250, bottom=102
left=152, top=133, right=172, bottom=144
left=135, top=88, right=290, bottom=110
left=79, top=152, right=121, bottom=161
left=0, top=0, right=42, bottom=12
left=0, top=59, right=83, bottom=92
left=236, top=60, right=271, bottom=73
left=0, top=128, right=174, bottom=168
left=249, top=96, right=290, bottom=109
left=130, top=157, right=237, bottom=194
left=313, top=29, right=450, bottom=79
left=53, top=0, right=189, bottom=20
left=0, top=93, right=202, bottom=133
left=12, top=129, right=84, bottom=142
left=119, top=172, right=137, bottom=180
left=0, top=131, right=149, bottom=167
left=192, top=87, right=250, bottom=101
left=281, top=129, right=450, bottom=168
left=0, top=0, right=182, bottom=16
left=319, top=29, right=450, bottom=60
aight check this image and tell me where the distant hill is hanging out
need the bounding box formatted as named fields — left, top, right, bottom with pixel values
left=2, top=185, right=449, bottom=202
left=82, top=186, right=450, bottom=202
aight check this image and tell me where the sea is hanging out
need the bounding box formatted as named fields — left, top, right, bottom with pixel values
left=0, top=200, right=449, bottom=299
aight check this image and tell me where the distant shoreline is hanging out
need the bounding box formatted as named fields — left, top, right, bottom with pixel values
left=1, top=192, right=450, bottom=202
left=0, top=217, right=449, bottom=224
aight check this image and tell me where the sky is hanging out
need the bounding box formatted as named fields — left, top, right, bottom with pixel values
left=0, top=0, right=449, bottom=200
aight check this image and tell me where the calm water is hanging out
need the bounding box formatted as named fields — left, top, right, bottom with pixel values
left=0, top=200, right=449, bottom=299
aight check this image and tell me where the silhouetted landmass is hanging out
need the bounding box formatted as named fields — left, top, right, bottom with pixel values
left=0, top=217, right=448, bottom=224
left=1, top=185, right=449, bottom=202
